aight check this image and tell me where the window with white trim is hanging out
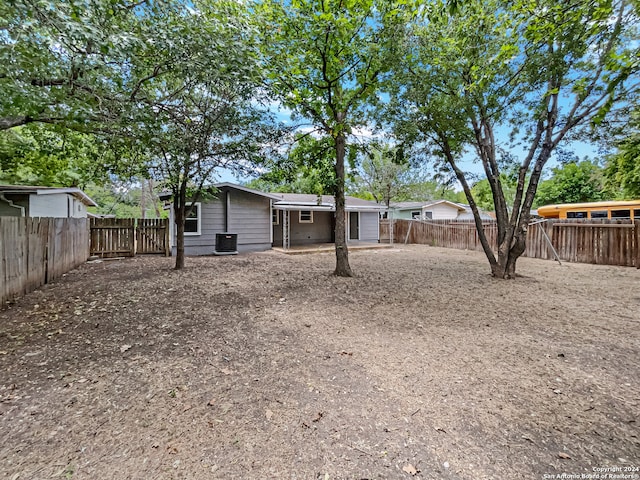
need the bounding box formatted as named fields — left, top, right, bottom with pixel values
left=411, top=211, right=421, bottom=219
left=272, top=209, right=279, bottom=225
left=299, top=210, right=313, bottom=223
left=184, top=202, right=201, bottom=235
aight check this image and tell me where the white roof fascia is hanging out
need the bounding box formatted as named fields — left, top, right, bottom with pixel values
left=35, top=187, right=98, bottom=207
left=345, top=206, right=387, bottom=212
left=274, top=201, right=333, bottom=207
left=214, top=182, right=282, bottom=200
left=274, top=205, right=334, bottom=211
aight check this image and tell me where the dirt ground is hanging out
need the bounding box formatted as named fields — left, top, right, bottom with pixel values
left=0, top=245, right=638, bottom=480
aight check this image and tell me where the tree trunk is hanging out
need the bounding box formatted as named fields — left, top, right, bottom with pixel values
left=333, top=132, right=353, bottom=277
left=492, top=225, right=528, bottom=278
left=174, top=187, right=186, bottom=270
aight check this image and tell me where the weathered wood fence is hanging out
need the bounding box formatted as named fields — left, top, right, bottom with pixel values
left=89, top=218, right=169, bottom=258
left=380, top=218, right=640, bottom=268
left=1, top=217, right=90, bottom=307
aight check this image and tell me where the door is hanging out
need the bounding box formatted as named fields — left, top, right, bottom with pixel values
left=349, top=211, right=359, bottom=240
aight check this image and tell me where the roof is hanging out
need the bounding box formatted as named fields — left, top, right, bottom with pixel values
left=273, top=193, right=386, bottom=211
left=0, top=185, right=97, bottom=207
left=156, top=183, right=385, bottom=211
left=390, top=199, right=466, bottom=211
left=158, top=183, right=285, bottom=202
left=215, top=182, right=282, bottom=200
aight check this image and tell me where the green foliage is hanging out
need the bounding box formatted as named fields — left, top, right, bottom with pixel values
left=85, top=181, right=167, bottom=219
left=249, top=135, right=338, bottom=195
left=604, top=111, right=640, bottom=198
left=353, top=143, right=418, bottom=206
left=0, top=0, right=148, bottom=130
left=258, top=0, right=406, bottom=135
left=0, top=125, right=110, bottom=186
left=535, top=161, right=605, bottom=206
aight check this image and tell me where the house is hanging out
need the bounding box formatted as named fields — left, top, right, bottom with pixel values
left=0, top=185, right=97, bottom=218
left=165, top=183, right=386, bottom=255
left=389, top=200, right=494, bottom=221
left=390, top=200, right=466, bottom=220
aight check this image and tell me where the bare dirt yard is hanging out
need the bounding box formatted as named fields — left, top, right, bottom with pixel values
left=0, top=245, right=638, bottom=480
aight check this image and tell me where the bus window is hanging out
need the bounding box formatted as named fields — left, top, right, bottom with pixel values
left=590, top=210, right=608, bottom=218
left=611, top=209, right=630, bottom=218
left=635, top=209, right=640, bottom=219
left=567, top=211, right=587, bottom=218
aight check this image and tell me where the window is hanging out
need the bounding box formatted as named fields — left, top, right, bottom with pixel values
left=184, top=203, right=201, bottom=235
left=566, top=211, right=587, bottom=219
left=299, top=210, right=313, bottom=223
left=272, top=209, right=279, bottom=225
left=411, top=211, right=421, bottom=219
left=611, top=209, right=631, bottom=218
left=424, top=211, right=433, bottom=220
left=635, top=209, right=640, bottom=219
left=590, top=210, right=608, bottom=219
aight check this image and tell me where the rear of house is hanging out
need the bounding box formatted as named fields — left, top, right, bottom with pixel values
left=165, top=185, right=386, bottom=255
left=167, top=184, right=280, bottom=255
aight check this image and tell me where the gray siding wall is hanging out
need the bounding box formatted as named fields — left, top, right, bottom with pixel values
left=227, top=190, right=271, bottom=251
left=358, top=211, right=379, bottom=242
left=177, top=189, right=272, bottom=255
left=272, top=210, right=334, bottom=246
left=289, top=210, right=333, bottom=245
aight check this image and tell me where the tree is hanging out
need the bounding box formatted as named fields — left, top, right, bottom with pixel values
left=535, top=160, right=605, bottom=206
left=258, top=0, right=407, bottom=277
left=125, top=0, right=281, bottom=270
left=388, top=0, right=639, bottom=278
left=0, top=0, right=149, bottom=131
left=0, top=124, right=111, bottom=186
left=355, top=143, right=416, bottom=207
left=247, top=135, right=339, bottom=195
left=604, top=110, right=640, bottom=198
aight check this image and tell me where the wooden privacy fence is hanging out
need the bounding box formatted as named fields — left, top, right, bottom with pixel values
left=90, top=218, right=169, bottom=258
left=380, top=218, right=640, bottom=268
left=1, top=217, right=90, bottom=307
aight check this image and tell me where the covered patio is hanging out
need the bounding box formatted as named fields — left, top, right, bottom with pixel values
left=272, top=241, right=392, bottom=255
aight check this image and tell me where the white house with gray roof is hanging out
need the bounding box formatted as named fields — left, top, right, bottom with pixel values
left=390, top=200, right=493, bottom=221
left=0, top=185, right=97, bottom=218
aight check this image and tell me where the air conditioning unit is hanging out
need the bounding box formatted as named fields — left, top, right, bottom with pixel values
left=214, top=233, right=238, bottom=255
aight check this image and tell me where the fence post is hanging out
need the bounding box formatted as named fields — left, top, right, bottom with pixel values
left=636, top=220, right=640, bottom=269
left=164, top=218, right=171, bottom=257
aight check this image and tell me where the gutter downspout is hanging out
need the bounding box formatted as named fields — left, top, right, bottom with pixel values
left=0, top=194, right=26, bottom=216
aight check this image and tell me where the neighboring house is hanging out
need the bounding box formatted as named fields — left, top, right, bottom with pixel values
left=0, top=185, right=97, bottom=218
left=390, top=200, right=466, bottom=220
left=272, top=193, right=385, bottom=248
left=389, top=200, right=494, bottom=221
left=164, top=183, right=386, bottom=255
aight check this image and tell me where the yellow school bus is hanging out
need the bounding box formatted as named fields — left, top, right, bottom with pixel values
left=537, top=200, right=640, bottom=219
